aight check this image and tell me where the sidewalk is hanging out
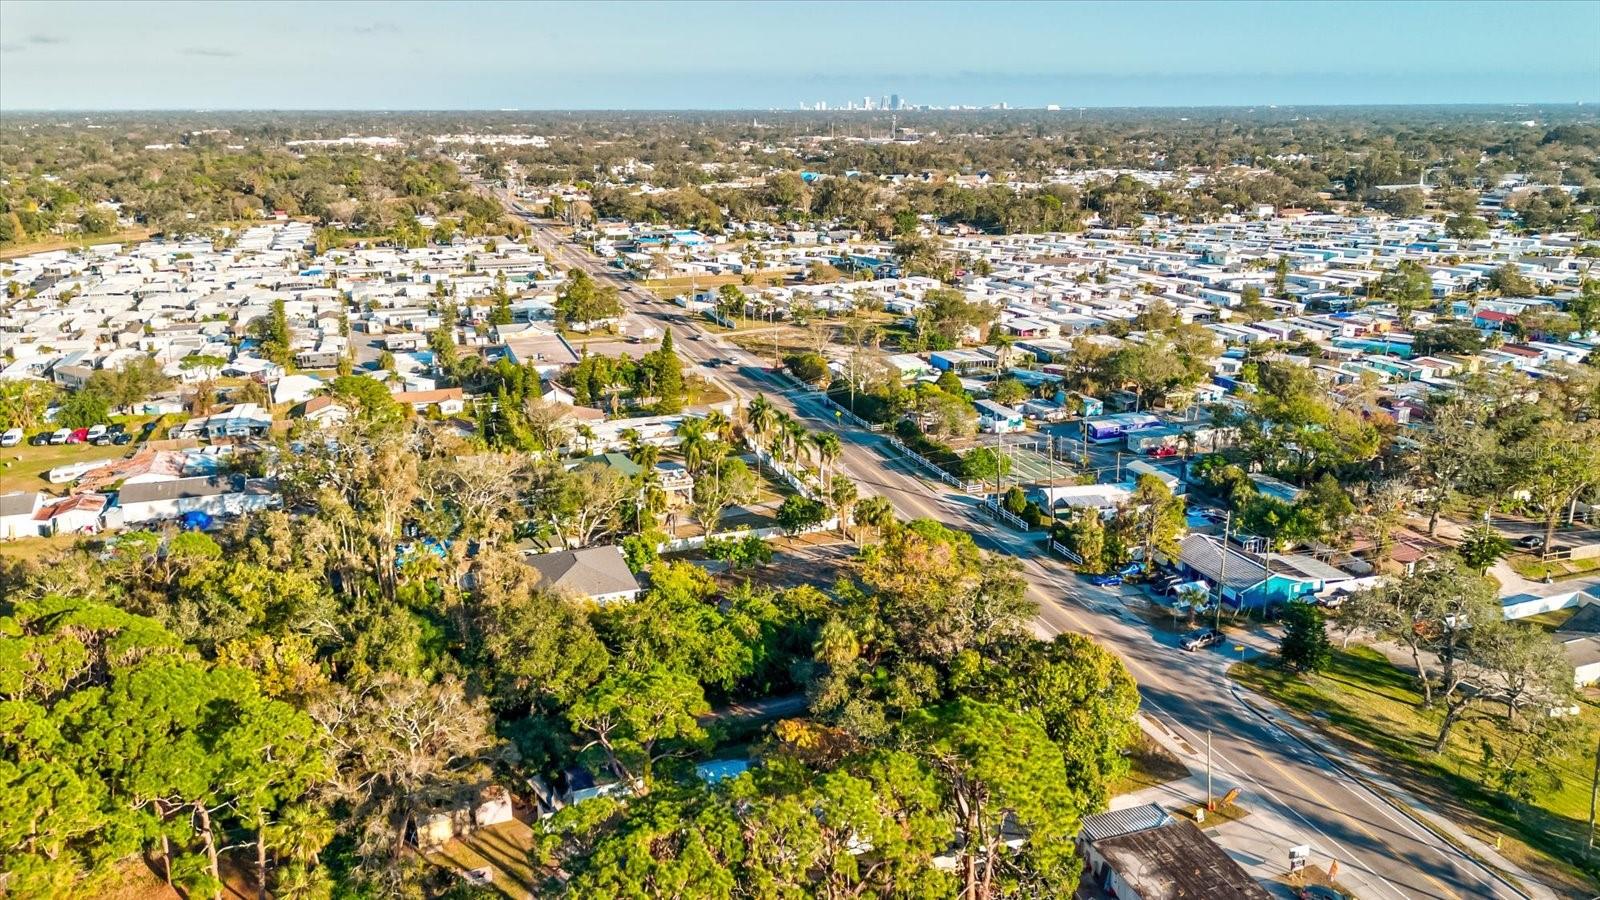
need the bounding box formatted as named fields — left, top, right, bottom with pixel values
left=1231, top=688, right=1559, bottom=900
left=1118, top=715, right=1362, bottom=900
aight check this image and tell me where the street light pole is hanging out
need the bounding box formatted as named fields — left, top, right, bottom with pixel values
left=1206, top=730, right=1214, bottom=809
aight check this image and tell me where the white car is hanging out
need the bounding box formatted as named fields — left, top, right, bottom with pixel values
left=86, top=424, right=108, bottom=441
left=0, top=427, right=21, bottom=448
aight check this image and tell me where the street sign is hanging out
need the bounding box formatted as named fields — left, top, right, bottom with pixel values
left=1288, top=845, right=1311, bottom=873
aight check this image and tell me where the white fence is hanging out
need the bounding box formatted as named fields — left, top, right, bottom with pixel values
left=982, top=498, right=1030, bottom=531
left=749, top=446, right=823, bottom=501
left=1049, top=539, right=1083, bottom=564
left=885, top=436, right=984, bottom=493
left=660, top=518, right=838, bottom=553
left=820, top=394, right=887, bottom=432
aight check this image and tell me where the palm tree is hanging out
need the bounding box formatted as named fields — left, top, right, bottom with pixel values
left=746, top=394, right=778, bottom=467
left=811, top=431, right=842, bottom=485
left=828, top=475, right=858, bottom=538
left=705, top=409, right=734, bottom=443
left=630, top=442, right=661, bottom=471
left=784, top=420, right=811, bottom=472
left=853, top=495, right=896, bottom=545
left=676, top=417, right=710, bottom=475
left=575, top=423, right=597, bottom=455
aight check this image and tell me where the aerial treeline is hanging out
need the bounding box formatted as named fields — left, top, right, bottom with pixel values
left=0, top=131, right=515, bottom=247
left=0, top=377, right=1141, bottom=897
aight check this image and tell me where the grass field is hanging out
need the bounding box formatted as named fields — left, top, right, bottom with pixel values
left=0, top=531, right=83, bottom=565
left=0, top=414, right=167, bottom=491
left=1508, top=551, right=1600, bottom=581
left=1109, top=731, right=1190, bottom=796
left=1231, top=645, right=1600, bottom=896
left=0, top=227, right=153, bottom=260
left=422, top=820, right=541, bottom=898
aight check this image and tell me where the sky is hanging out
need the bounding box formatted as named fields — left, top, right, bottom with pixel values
left=1, top=0, right=1596, bottom=110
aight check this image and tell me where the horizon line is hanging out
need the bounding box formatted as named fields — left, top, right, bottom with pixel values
left=2, top=100, right=1594, bottom=114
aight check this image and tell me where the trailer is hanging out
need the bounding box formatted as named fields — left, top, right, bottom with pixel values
left=1085, top=412, right=1162, bottom=444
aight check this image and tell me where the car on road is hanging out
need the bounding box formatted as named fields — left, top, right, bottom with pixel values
left=1085, top=573, right=1123, bottom=586
left=1196, top=508, right=1228, bottom=524
left=1146, top=445, right=1178, bottom=459
left=1515, top=534, right=1544, bottom=550
left=703, top=358, right=724, bottom=368
left=140, top=420, right=160, bottom=437
left=0, top=428, right=21, bottom=448
left=1179, top=628, right=1225, bottom=651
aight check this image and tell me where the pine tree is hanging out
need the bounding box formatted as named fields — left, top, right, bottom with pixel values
left=1280, top=602, right=1330, bottom=673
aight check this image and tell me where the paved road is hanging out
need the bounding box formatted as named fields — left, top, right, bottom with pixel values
left=493, top=194, right=1536, bottom=900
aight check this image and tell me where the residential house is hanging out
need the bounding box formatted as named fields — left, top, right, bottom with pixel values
left=522, top=544, right=641, bottom=604
left=36, top=493, right=108, bottom=535
left=0, top=492, right=46, bottom=540
left=975, top=399, right=1025, bottom=434
left=395, top=388, right=466, bottom=415
left=116, top=474, right=280, bottom=525
left=297, top=395, right=351, bottom=427
left=1176, top=534, right=1348, bottom=610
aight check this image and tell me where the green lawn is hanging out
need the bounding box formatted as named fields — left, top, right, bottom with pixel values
left=422, top=820, right=541, bottom=898
left=1231, top=646, right=1600, bottom=896
left=0, top=531, right=84, bottom=565
left=1109, top=731, right=1190, bottom=796
left=0, top=415, right=166, bottom=492
left=1508, top=552, right=1600, bottom=581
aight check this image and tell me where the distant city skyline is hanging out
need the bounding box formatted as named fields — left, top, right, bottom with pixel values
left=1, top=0, right=1596, bottom=111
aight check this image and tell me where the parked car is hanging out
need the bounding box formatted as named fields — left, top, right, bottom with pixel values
left=1197, top=508, right=1228, bottom=523
left=29, top=432, right=52, bottom=446
left=1180, top=628, right=1225, bottom=651
left=1153, top=575, right=1186, bottom=594
left=1146, top=445, right=1178, bottom=459
left=0, top=428, right=21, bottom=448
left=1086, top=573, right=1123, bottom=587
left=106, top=422, right=127, bottom=436
left=1515, top=534, right=1544, bottom=550
left=86, top=424, right=108, bottom=441
left=112, top=432, right=134, bottom=446
left=66, top=428, right=90, bottom=444
left=140, top=420, right=160, bottom=437
left=49, top=428, right=71, bottom=445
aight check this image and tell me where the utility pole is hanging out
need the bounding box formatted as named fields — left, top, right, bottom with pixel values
left=1206, top=730, right=1214, bottom=809
left=1215, top=511, right=1232, bottom=633
left=1589, top=733, right=1600, bottom=853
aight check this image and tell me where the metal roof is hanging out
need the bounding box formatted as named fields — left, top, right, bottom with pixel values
left=1078, top=803, right=1170, bottom=842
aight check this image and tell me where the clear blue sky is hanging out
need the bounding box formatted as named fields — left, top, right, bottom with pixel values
left=1, top=0, right=1595, bottom=110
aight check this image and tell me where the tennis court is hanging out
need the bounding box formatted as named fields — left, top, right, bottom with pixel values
left=983, top=436, right=1078, bottom=487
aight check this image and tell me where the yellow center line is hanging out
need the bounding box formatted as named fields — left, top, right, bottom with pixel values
left=1021, top=578, right=1465, bottom=900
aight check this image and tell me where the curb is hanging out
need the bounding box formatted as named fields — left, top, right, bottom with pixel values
left=1231, top=686, right=1539, bottom=900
